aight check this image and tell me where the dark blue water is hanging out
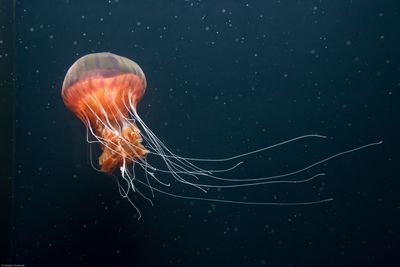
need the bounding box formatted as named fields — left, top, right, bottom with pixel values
left=1, top=0, right=399, bottom=266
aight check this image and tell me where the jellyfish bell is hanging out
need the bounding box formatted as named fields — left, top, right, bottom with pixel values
left=62, top=52, right=148, bottom=174
left=62, top=52, right=381, bottom=219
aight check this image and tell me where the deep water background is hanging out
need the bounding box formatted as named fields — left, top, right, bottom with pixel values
left=1, top=0, right=399, bottom=266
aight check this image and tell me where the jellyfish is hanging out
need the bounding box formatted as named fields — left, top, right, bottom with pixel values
left=62, top=52, right=381, bottom=218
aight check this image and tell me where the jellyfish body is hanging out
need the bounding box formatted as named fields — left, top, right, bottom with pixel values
left=62, top=53, right=148, bottom=174
left=62, top=52, right=381, bottom=218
